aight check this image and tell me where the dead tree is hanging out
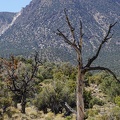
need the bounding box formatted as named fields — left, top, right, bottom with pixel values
left=57, top=10, right=119, bottom=120
left=3, top=52, right=41, bottom=114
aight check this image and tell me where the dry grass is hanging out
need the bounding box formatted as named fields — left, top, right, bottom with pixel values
left=1, top=106, right=76, bottom=120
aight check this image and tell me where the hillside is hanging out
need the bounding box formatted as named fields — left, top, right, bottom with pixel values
left=0, top=0, right=119, bottom=73
left=0, top=12, right=16, bottom=35
left=0, top=60, right=120, bottom=120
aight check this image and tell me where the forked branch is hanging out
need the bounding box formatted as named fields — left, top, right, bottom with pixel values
left=85, top=22, right=117, bottom=68
left=64, top=9, right=76, bottom=43
left=56, top=10, right=84, bottom=54
left=57, top=29, right=75, bottom=46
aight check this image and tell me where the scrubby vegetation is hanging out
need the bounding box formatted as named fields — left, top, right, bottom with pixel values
left=0, top=56, right=119, bottom=120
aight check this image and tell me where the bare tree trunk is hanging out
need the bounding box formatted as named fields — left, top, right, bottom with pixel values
left=76, top=63, right=84, bottom=120
left=14, top=101, right=17, bottom=108
left=76, top=53, right=84, bottom=120
left=21, top=94, right=26, bottom=114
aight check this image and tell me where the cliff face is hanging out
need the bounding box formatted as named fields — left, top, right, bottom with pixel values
left=0, top=0, right=119, bottom=72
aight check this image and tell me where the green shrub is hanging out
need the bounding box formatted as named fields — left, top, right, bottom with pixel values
left=88, top=72, right=105, bottom=85
left=115, top=96, right=120, bottom=107
left=86, top=109, right=99, bottom=117
left=34, top=80, right=76, bottom=114
left=89, top=97, right=104, bottom=108
left=83, top=90, right=92, bottom=109
left=109, top=106, right=120, bottom=120
left=0, top=97, right=12, bottom=113
left=65, top=115, right=72, bottom=120
left=100, top=75, right=120, bottom=101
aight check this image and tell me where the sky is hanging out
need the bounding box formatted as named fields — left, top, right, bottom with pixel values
left=0, top=0, right=32, bottom=12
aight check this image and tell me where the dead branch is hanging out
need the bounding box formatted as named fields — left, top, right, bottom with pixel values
left=57, top=29, right=80, bottom=53
left=78, top=20, right=84, bottom=50
left=85, top=22, right=117, bottom=68
left=65, top=102, right=77, bottom=114
left=64, top=9, right=76, bottom=43
left=56, top=10, right=84, bottom=55
left=83, top=66, right=120, bottom=83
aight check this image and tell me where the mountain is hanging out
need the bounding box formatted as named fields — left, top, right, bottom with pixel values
left=0, top=0, right=120, bottom=73
left=0, top=12, right=16, bottom=35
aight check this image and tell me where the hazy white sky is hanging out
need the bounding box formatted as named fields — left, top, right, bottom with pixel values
left=0, top=0, right=32, bottom=12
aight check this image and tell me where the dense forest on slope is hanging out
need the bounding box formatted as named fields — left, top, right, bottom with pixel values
left=0, top=55, right=119, bottom=120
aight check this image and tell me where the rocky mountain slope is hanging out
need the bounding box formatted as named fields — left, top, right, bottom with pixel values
left=0, top=0, right=120, bottom=73
left=0, top=12, right=16, bottom=35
